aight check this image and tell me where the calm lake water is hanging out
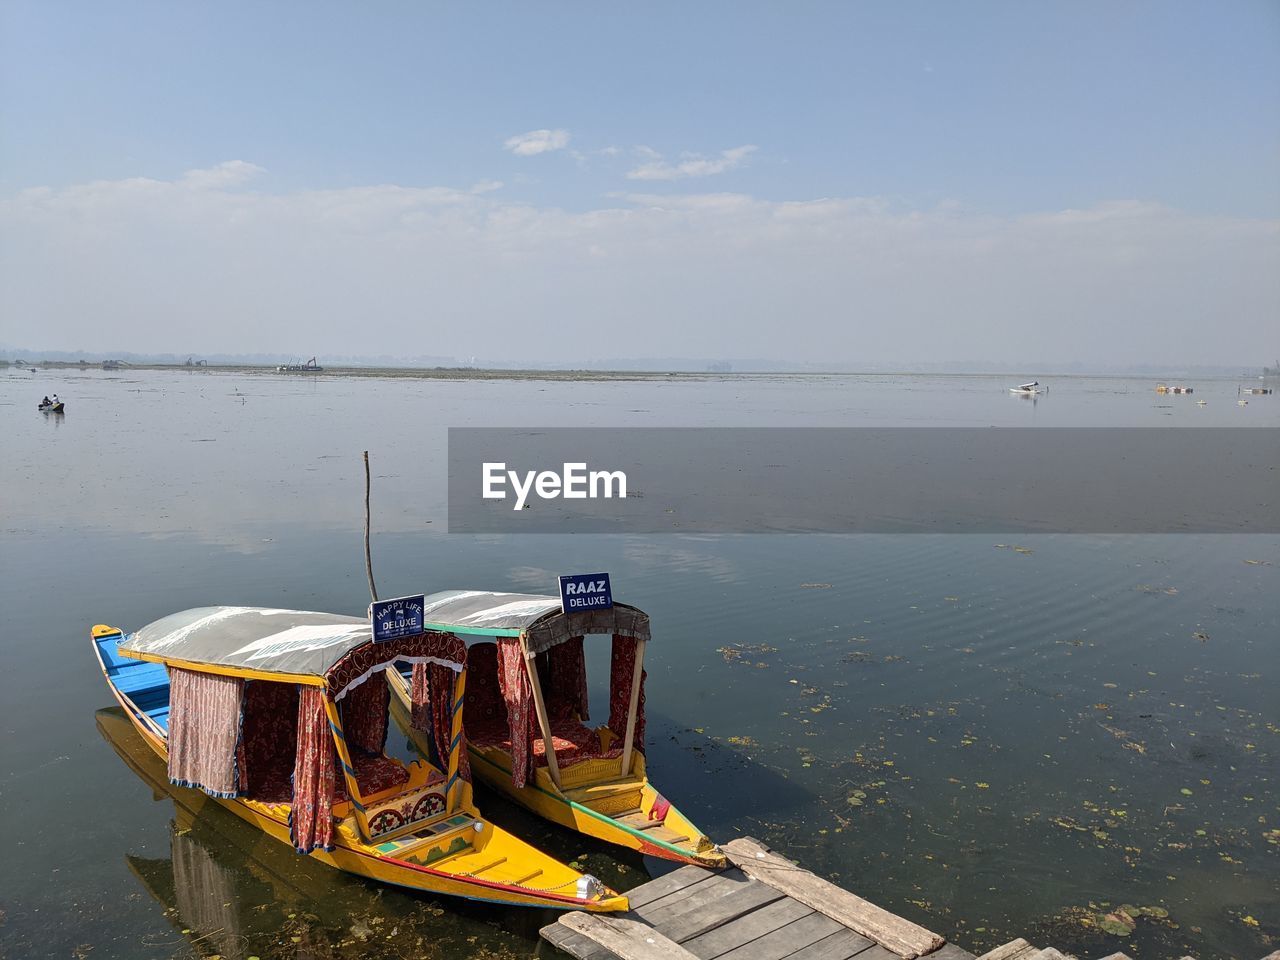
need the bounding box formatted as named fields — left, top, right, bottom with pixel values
left=1, top=368, right=1276, bottom=960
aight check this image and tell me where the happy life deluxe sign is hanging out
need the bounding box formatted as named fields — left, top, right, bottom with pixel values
left=370, top=594, right=426, bottom=643
left=558, top=573, right=613, bottom=614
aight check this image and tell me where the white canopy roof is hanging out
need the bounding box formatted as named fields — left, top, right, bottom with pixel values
left=118, top=606, right=464, bottom=682
left=420, top=590, right=651, bottom=655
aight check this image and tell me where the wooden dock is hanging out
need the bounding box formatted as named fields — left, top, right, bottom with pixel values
left=542, top=837, right=963, bottom=960
left=541, top=837, right=1233, bottom=960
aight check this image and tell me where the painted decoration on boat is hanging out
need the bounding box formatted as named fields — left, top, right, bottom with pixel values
left=558, top=573, right=612, bottom=614
left=370, top=594, right=426, bottom=643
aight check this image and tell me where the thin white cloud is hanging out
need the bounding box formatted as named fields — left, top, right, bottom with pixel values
left=627, top=144, right=757, bottom=181
left=503, top=128, right=570, bottom=156
left=181, top=160, right=265, bottom=189
left=469, top=179, right=504, bottom=194
left=2, top=165, right=1276, bottom=367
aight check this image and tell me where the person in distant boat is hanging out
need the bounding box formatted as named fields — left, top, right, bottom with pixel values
left=41, top=396, right=50, bottom=406
left=52, top=394, right=59, bottom=402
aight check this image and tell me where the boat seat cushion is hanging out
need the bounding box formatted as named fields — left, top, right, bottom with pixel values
left=473, top=717, right=622, bottom=769
left=335, top=750, right=411, bottom=800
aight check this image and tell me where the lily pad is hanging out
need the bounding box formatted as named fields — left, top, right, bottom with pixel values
left=1099, top=912, right=1136, bottom=936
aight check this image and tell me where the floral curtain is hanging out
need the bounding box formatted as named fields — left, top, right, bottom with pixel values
left=495, top=637, right=535, bottom=788
left=608, top=635, right=646, bottom=756
left=542, top=636, right=589, bottom=722
left=411, top=661, right=471, bottom=783
left=339, top=671, right=388, bottom=755
left=291, top=686, right=335, bottom=853
left=167, top=667, right=246, bottom=798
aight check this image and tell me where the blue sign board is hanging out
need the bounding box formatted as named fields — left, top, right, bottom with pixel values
left=558, top=572, right=613, bottom=614
left=370, top=594, right=426, bottom=643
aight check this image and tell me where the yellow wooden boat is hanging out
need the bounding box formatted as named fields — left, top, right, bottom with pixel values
left=388, top=590, right=725, bottom=868
left=91, top=607, right=627, bottom=911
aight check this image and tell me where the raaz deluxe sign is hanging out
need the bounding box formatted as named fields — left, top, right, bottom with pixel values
left=370, top=594, right=426, bottom=643
left=558, top=573, right=613, bottom=614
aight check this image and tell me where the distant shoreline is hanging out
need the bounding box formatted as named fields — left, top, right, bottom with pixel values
left=3, top=360, right=1273, bottom=383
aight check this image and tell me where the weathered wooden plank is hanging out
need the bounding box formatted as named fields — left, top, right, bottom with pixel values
left=974, top=941, right=1035, bottom=960
left=558, top=914, right=700, bottom=960
left=636, top=870, right=755, bottom=923
left=845, top=948, right=900, bottom=960
left=1029, top=951, right=1072, bottom=960
left=723, top=837, right=945, bottom=960
left=779, top=928, right=874, bottom=960
left=682, top=898, right=815, bottom=959
left=542, top=923, right=617, bottom=960
left=715, top=912, right=843, bottom=960
left=625, top=864, right=721, bottom=909
left=660, top=881, right=788, bottom=943
left=1093, top=953, right=1135, bottom=960
left=1259, top=953, right=1280, bottom=960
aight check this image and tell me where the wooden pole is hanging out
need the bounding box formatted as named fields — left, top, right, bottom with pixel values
left=363, top=451, right=378, bottom=603
left=521, top=638, right=563, bottom=791
left=620, top=639, right=646, bottom=779
left=323, top=694, right=373, bottom=841
left=444, top=668, right=467, bottom=812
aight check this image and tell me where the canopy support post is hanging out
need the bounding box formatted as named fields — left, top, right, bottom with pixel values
left=522, top=638, right=562, bottom=792
left=324, top=694, right=373, bottom=841
left=620, top=639, right=646, bottom=779
left=444, top=668, right=467, bottom=812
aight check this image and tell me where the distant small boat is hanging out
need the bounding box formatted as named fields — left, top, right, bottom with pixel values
left=38, top=401, right=65, bottom=413
left=1009, top=381, right=1044, bottom=396
left=1155, top=384, right=1193, bottom=395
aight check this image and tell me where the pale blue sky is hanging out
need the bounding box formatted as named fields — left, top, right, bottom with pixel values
left=1, top=2, right=1277, bottom=363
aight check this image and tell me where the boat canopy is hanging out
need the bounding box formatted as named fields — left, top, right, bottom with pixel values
left=119, top=606, right=465, bottom=695
left=420, top=590, right=650, bottom=655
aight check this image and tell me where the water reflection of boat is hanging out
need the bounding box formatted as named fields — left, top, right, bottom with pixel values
left=91, top=608, right=626, bottom=911
left=388, top=590, right=725, bottom=867
left=99, top=707, right=314, bottom=960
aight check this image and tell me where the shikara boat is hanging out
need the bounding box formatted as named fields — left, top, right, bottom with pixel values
left=91, top=606, right=627, bottom=911
left=38, top=400, right=65, bottom=413
left=387, top=590, right=726, bottom=868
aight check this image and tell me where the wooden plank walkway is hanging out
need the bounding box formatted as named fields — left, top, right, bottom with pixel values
left=541, top=837, right=965, bottom=960
left=544, top=837, right=1258, bottom=960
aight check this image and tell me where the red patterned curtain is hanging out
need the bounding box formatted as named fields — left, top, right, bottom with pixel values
left=542, top=637, right=589, bottom=722
left=291, top=686, right=335, bottom=854
left=410, top=661, right=471, bottom=783
left=495, top=637, right=535, bottom=788
left=241, top=680, right=299, bottom=802
left=167, top=667, right=246, bottom=798
left=608, top=635, right=646, bottom=755
left=339, top=672, right=388, bottom=755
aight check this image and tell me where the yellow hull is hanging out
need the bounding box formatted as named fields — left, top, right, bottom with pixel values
left=94, top=630, right=627, bottom=912
left=388, top=671, right=725, bottom=868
